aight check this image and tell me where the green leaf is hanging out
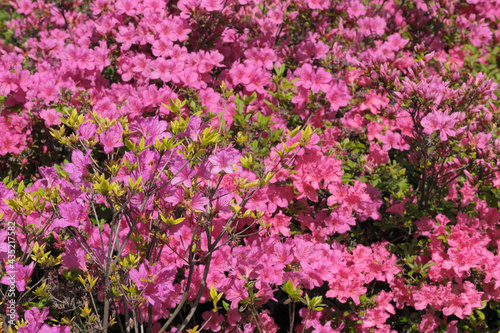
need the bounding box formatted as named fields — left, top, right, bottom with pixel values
left=248, top=92, right=257, bottom=103
left=422, top=262, right=437, bottom=271
left=210, top=285, right=217, bottom=300
left=285, top=281, right=293, bottom=294
left=236, top=97, right=244, bottom=114
left=17, top=180, right=25, bottom=194
left=476, top=309, right=485, bottom=320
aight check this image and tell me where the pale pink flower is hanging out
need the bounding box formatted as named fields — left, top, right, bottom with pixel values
left=40, top=108, right=61, bottom=127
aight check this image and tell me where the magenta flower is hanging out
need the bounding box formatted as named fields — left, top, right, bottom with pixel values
left=128, top=116, right=169, bottom=146
left=64, top=149, right=92, bottom=182
left=61, top=239, right=87, bottom=271
left=78, top=122, right=97, bottom=141
left=164, top=188, right=184, bottom=205
left=171, top=164, right=195, bottom=188
left=129, top=261, right=175, bottom=306
left=18, top=306, right=70, bottom=333
left=209, top=149, right=240, bottom=174
left=178, top=115, right=203, bottom=141
left=211, top=188, right=233, bottom=212
left=54, top=201, right=86, bottom=228
left=1, top=261, right=34, bottom=292
left=201, top=0, right=224, bottom=11
left=191, top=192, right=209, bottom=212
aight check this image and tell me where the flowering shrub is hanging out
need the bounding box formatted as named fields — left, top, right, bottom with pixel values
left=1, top=0, right=500, bottom=332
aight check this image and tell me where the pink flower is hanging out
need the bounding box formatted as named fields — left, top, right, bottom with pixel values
left=293, top=64, right=315, bottom=89
left=226, top=278, right=249, bottom=309
left=164, top=188, right=184, bottom=205
left=310, top=67, right=332, bottom=93
left=152, top=39, right=173, bottom=57
left=229, top=63, right=251, bottom=85
left=201, top=0, right=224, bottom=11
left=54, top=201, right=86, bottom=228
left=171, top=163, right=195, bottom=188
left=386, top=201, right=405, bottom=216
left=347, top=0, right=366, bottom=18
left=380, top=130, right=409, bottom=151
left=116, top=24, right=136, bottom=51
left=129, top=261, right=175, bottom=306
left=244, top=47, right=276, bottom=70
left=129, top=116, right=169, bottom=146
left=211, top=188, right=232, bottom=212
left=16, top=0, right=35, bottom=15
left=100, top=123, right=124, bottom=154
left=366, top=143, right=389, bottom=167
left=116, top=0, right=137, bottom=16
left=326, top=82, right=351, bottom=111
left=1, top=261, right=34, bottom=292
left=469, top=22, right=493, bottom=47
left=419, top=311, right=440, bottom=333
left=0, top=132, right=23, bottom=155
left=181, top=115, right=203, bottom=141
left=358, top=16, right=387, bottom=36
left=386, top=33, right=409, bottom=51
left=40, top=108, right=61, bottom=127
left=359, top=91, right=389, bottom=114
left=245, top=68, right=270, bottom=94
left=272, top=241, right=294, bottom=265
left=64, top=149, right=92, bottom=182
left=61, top=239, right=87, bottom=271
left=151, top=58, right=183, bottom=83
left=459, top=181, right=476, bottom=207
left=269, top=211, right=292, bottom=236
left=209, top=149, right=240, bottom=174
left=78, top=122, right=97, bottom=141
left=421, top=111, right=458, bottom=141
left=473, top=132, right=491, bottom=149
left=361, top=291, right=395, bottom=329
left=191, top=192, right=209, bottom=212
left=306, top=0, right=329, bottom=10
left=18, top=306, right=71, bottom=333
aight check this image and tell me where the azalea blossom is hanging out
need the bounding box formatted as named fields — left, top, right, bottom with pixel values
left=209, top=149, right=241, bottom=174
left=421, top=110, right=459, bottom=141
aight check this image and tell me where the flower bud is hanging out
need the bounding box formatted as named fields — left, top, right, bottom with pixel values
left=484, top=111, right=492, bottom=122
left=495, top=138, right=500, bottom=154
